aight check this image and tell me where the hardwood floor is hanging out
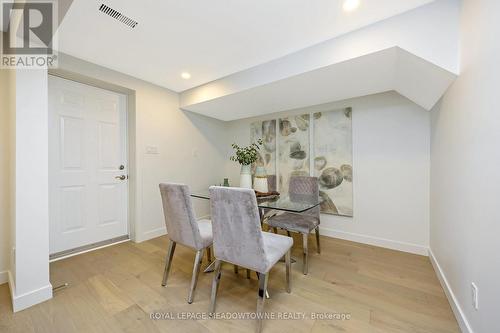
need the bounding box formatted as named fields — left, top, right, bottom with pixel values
left=0, top=234, right=459, bottom=333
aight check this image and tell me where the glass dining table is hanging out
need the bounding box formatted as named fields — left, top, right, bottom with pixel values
left=191, top=189, right=322, bottom=214
left=190, top=188, right=322, bottom=273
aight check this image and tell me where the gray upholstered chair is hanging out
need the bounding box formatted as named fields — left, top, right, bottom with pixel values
left=267, top=174, right=277, bottom=192
left=159, top=183, right=213, bottom=304
left=266, top=176, right=320, bottom=275
left=208, top=186, right=292, bottom=333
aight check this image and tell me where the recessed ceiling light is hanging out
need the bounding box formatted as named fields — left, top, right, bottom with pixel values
left=181, top=72, right=191, bottom=79
left=343, top=0, right=360, bottom=12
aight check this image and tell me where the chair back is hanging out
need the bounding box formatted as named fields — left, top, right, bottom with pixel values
left=289, top=176, right=320, bottom=219
left=159, top=183, right=204, bottom=250
left=209, top=186, right=267, bottom=272
left=267, top=175, right=277, bottom=192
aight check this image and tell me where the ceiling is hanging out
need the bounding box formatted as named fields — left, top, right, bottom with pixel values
left=55, top=0, right=435, bottom=92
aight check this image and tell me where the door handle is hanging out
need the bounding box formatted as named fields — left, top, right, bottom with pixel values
left=115, top=175, right=127, bottom=180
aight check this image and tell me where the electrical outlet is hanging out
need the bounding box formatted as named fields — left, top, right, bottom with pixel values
left=471, top=282, right=479, bottom=310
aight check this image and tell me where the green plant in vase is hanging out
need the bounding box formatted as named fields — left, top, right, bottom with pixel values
left=230, top=139, right=262, bottom=188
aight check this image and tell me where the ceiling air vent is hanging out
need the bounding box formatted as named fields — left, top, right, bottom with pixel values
left=98, top=4, right=138, bottom=28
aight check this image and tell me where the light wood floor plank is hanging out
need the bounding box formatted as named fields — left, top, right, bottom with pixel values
left=0, top=235, right=459, bottom=333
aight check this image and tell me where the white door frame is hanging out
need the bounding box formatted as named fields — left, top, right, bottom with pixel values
left=48, top=70, right=137, bottom=258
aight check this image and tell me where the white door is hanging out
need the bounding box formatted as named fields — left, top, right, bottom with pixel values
left=49, top=75, right=128, bottom=255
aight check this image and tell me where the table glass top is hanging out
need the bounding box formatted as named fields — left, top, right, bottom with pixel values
left=191, top=189, right=321, bottom=213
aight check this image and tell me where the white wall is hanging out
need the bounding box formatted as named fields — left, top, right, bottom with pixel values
left=10, top=68, right=52, bottom=311
left=7, top=67, right=16, bottom=284
left=430, top=0, right=500, bottom=332
left=0, top=69, right=13, bottom=285
left=56, top=54, right=229, bottom=242
left=226, top=92, right=430, bottom=254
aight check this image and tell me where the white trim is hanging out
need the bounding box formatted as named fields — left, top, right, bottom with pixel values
left=8, top=271, right=53, bottom=312
left=428, top=249, right=473, bottom=333
left=0, top=271, right=8, bottom=285
left=135, top=226, right=167, bottom=243
left=319, top=226, right=428, bottom=256
left=134, top=215, right=211, bottom=244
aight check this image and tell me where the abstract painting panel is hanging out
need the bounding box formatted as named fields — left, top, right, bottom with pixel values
left=250, top=119, right=276, bottom=178
left=249, top=108, right=353, bottom=217
left=278, top=115, right=310, bottom=194
left=313, top=108, right=353, bottom=216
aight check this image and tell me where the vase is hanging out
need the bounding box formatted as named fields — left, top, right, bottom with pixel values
left=239, top=165, right=252, bottom=189
left=253, top=166, right=269, bottom=193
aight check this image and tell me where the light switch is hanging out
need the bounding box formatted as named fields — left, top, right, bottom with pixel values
left=146, top=145, right=159, bottom=154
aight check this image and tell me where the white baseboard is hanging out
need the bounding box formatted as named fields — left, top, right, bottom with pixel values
left=0, top=271, right=8, bottom=285
left=133, top=215, right=210, bottom=243
left=134, top=222, right=428, bottom=257
left=135, top=226, right=166, bottom=243
left=134, top=217, right=209, bottom=243
left=319, top=226, right=428, bottom=256
left=8, top=271, right=53, bottom=312
left=428, top=249, right=473, bottom=333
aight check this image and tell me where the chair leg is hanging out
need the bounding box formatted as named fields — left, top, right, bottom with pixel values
left=285, top=249, right=291, bottom=293
left=206, top=246, right=212, bottom=263
left=286, top=230, right=292, bottom=238
left=209, top=260, right=222, bottom=314
left=234, top=265, right=239, bottom=274
left=315, top=227, right=321, bottom=254
left=256, top=272, right=269, bottom=333
left=187, top=249, right=204, bottom=304
left=255, top=272, right=270, bottom=299
left=161, top=240, right=176, bottom=286
left=302, top=233, right=309, bottom=275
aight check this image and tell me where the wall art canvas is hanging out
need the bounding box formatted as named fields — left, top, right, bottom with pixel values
left=278, top=115, right=310, bottom=194
left=250, top=119, right=276, bottom=178
left=248, top=107, right=353, bottom=217
left=313, top=108, right=353, bottom=216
